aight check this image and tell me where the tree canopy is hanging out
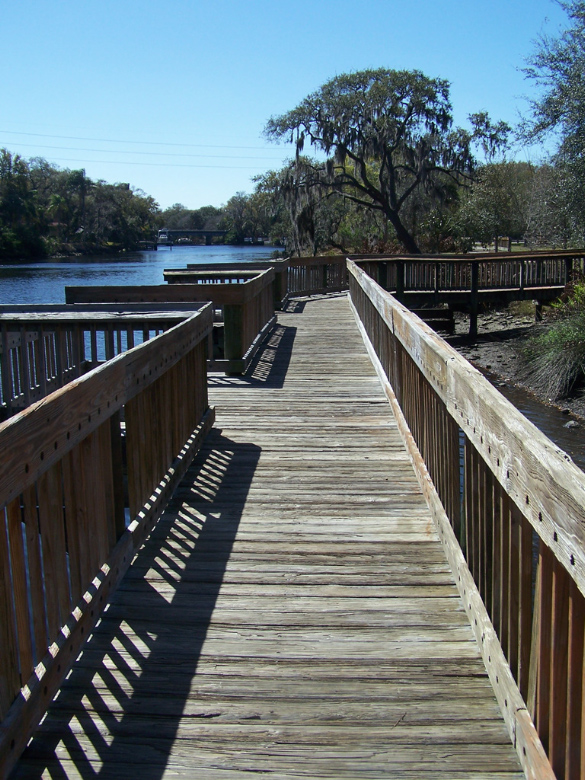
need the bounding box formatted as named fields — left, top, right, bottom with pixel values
left=0, top=150, right=162, bottom=259
left=265, top=68, right=509, bottom=253
left=521, top=1, right=585, bottom=242
left=523, top=1, right=585, bottom=155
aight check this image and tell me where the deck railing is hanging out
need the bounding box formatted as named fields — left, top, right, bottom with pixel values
left=167, top=258, right=291, bottom=310
left=165, top=254, right=347, bottom=303
left=66, top=268, right=276, bottom=375
left=0, top=303, right=208, bottom=417
left=355, top=251, right=585, bottom=292
left=354, top=251, right=585, bottom=336
left=0, top=304, right=214, bottom=777
left=287, top=255, right=348, bottom=296
left=348, top=258, right=585, bottom=780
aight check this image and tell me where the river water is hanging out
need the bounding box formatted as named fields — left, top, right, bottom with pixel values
left=0, top=245, right=277, bottom=305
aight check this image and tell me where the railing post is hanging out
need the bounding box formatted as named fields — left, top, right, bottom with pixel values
left=223, top=303, right=244, bottom=371
left=322, top=262, right=328, bottom=291
left=565, top=256, right=573, bottom=284
left=396, top=261, right=405, bottom=299
left=378, top=261, right=388, bottom=290
left=274, top=268, right=287, bottom=309
left=469, top=262, right=479, bottom=338
left=519, top=259, right=525, bottom=292
left=109, top=411, right=126, bottom=540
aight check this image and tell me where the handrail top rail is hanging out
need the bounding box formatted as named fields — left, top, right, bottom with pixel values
left=66, top=268, right=275, bottom=306
left=0, top=303, right=213, bottom=510
left=164, top=269, right=261, bottom=279
left=350, top=249, right=584, bottom=263
left=347, top=258, right=585, bottom=598
left=289, top=255, right=347, bottom=266
left=184, top=258, right=291, bottom=271
left=0, top=302, right=209, bottom=323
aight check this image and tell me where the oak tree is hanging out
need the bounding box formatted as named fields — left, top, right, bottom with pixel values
left=265, top=68, right=508, bottom=253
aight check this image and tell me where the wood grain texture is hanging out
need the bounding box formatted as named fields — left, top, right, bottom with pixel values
left=13, top=295, right=523, bottom=779
left=348, top=260, right=585, bottom=602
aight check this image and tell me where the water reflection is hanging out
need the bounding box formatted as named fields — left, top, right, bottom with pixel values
left=0, top=245, right=277, bottom=304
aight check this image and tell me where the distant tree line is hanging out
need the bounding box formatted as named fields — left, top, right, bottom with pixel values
left=0, top=151, right=162, bottom=259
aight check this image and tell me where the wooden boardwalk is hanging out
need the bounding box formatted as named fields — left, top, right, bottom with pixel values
left=13, top=294, right=523, bottom=779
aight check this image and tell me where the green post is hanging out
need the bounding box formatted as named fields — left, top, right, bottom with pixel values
left=274, top=269, right=287, bottom=309
left=223, top=304, right=244, bottom=372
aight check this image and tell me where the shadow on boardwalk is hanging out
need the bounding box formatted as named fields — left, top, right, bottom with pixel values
left=209, top=323, right=297, bottom=390
left=13, top=429, right=262, bottom=779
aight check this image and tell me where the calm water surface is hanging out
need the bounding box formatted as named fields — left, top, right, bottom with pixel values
left=0, top=245, right=276, bottom=305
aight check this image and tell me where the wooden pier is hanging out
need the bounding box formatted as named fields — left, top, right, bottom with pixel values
left=4, top=251, right=585, bottom=778
left=13, top=295, right=524, bottom=778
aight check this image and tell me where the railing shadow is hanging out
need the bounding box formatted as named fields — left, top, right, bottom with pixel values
left=208, top=323, right=297, bottom=390
left=12, top=429, right=261, bottom=780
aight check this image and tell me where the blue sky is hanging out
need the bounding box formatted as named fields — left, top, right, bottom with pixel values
left=0, top=0, right=569, bottom=210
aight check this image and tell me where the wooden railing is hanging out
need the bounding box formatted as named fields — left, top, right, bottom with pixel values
left=354, top=251, right=585, bottom=336
left=287, top=255, right=348, bottom=296
left=66, top=269, right=276, bottom=375
left=165, top=254, right=348, bottom=304
left=0, top=303, right=208, bottom=418
left=348, top=258, right=585, bottom=780
left=167, top=258, right=291, bottom=310
left=0, top=304, right=214, bottom=777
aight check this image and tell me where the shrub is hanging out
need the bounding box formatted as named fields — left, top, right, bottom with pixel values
left=522, top=279, right=585, bottom=399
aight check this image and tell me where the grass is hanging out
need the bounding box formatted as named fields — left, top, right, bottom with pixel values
left=522, top=280, right=585, bottom=400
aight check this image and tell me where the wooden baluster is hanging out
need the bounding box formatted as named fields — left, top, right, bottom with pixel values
left=0, top=507, right=20, bottom=719
left=6, top=497, right=33, bottom=683
left=62, top=447, right=83, bottom=605
left=565, top=579, right=584, bottom=779
left=21, top=485, right=47, bottom=664
left=535, top=541, right=554, bottom=752
left=90, top=326, right=98, bottom=364
left=549, top=556, right=570, bottom=776
left=105, top=325, right=115, bottom=361
left=508, top=503, right=521, bottom=681
left=396, top=261, right=405, bottom=299
left=518, top=513, right=534, bottom=699
left=37, top=463, right=71, bottom=637
left=491, top=482, right=503, bottom=636
left=1, top=326, right=14, bottom=413
left=469, top=262, right=479, bottom=337
left=500, top=493, right=511, bottom=660
left=109, top=411, right=126, bottom=541
left=18, top=328, right=32, bottom=408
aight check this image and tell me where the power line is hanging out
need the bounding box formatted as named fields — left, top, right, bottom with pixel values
left=11, top=154, right=271, bottom=170
left=0, top=141, right=285, bottom=161
left=0, top=129, right=285, bottom=152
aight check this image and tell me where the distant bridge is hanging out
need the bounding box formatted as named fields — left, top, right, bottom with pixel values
left=158, top=228, right=227, bottom=245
